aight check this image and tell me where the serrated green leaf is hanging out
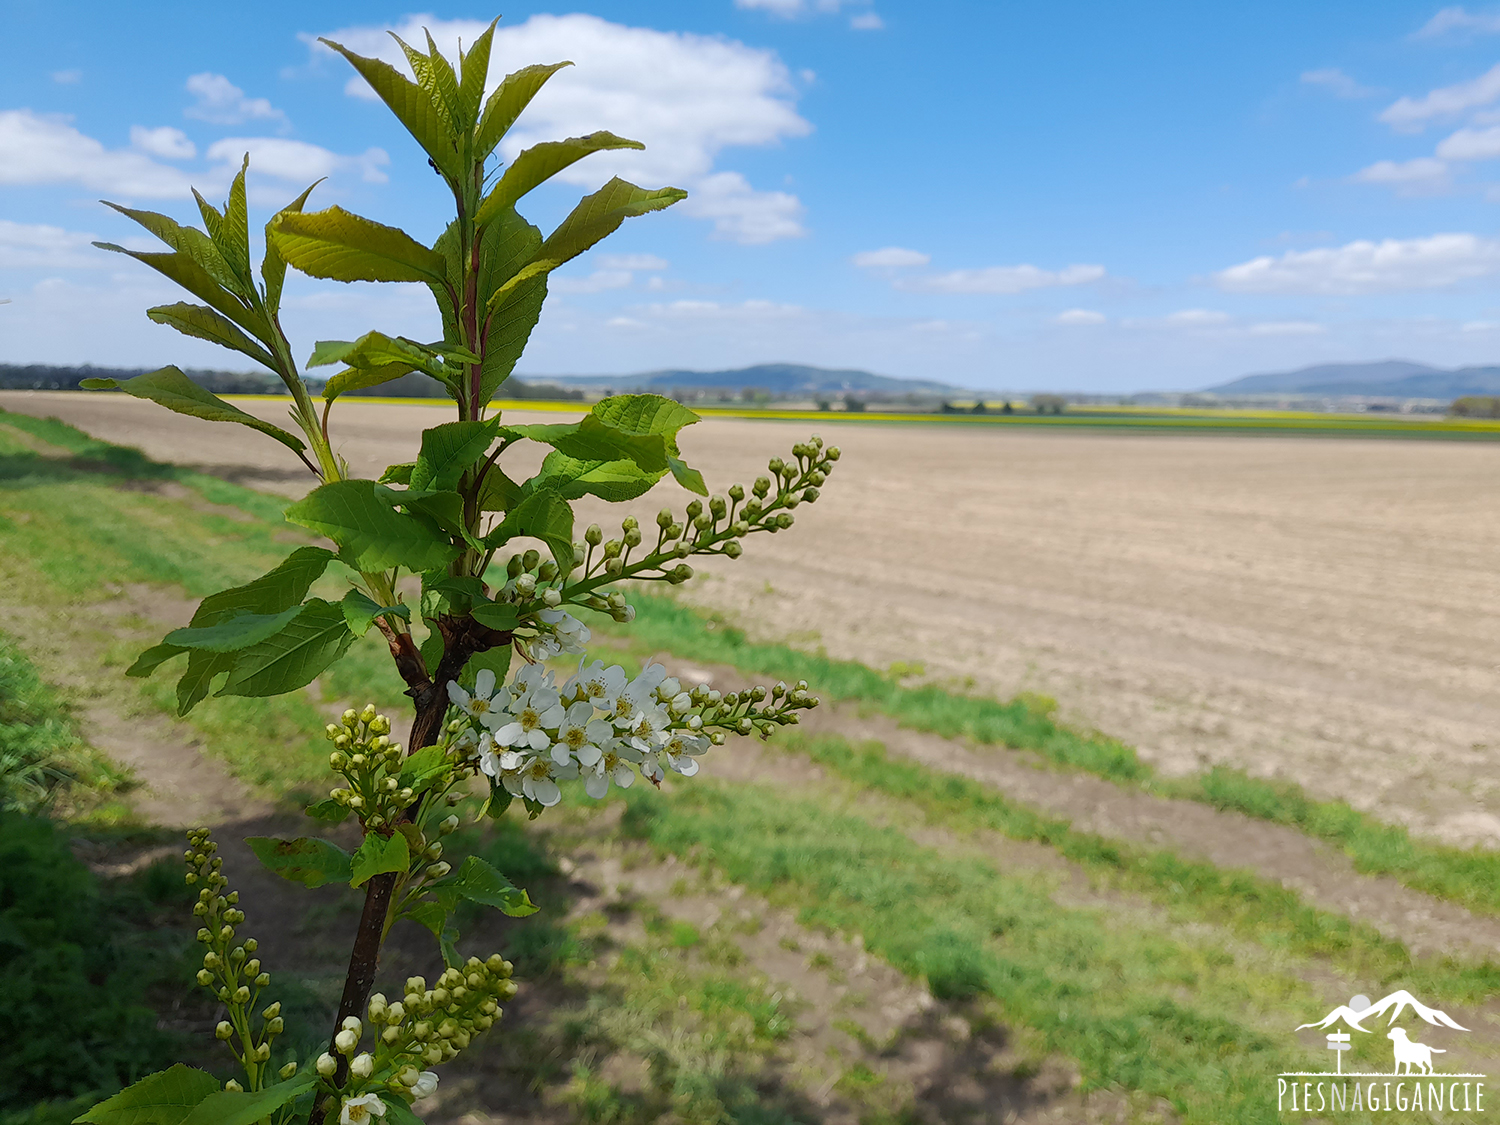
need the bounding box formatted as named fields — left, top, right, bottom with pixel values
left=504, top=415, right=671, bottom=472
left=529, top=452, right=661, bottom=502
left=146, top=303, right=278, bottom=371
left=470, top=602, right=519, bottom=631
left=165, top=606, right=304, bottom=652
left=438, top=855, right=537, bottom=916
left=419, top=628, right=444, bottom=678
left=305, top=797, right=351, bottom=824
left=483, top=488, right=575, bottom=573
left=479, top=276, right=547, bottom=405
left=176, top=650, right=235, bottom=716
left=458, top=19, right=499, bottom=127
left=591, top=393, right=700, bottom=446
left=417, top=28, right=466, bottom=129
left=482, top=776, right=514, bottom=819
left=75, top=1063, right=218, bottom=1124
left=396, top=745, right=450, bottom=795
left=217, top=599, right=356, bottom=699
left=669, top=455, right=709, bottom=496
left=469, top=643, right=512, bottom=688
left=477, top=465, right=523, bottom=511
left=176, top=1072, right=316, bottom=1125
left=410, top=419, right=499, bottom=491
left=80, top=367, right=306, bottom=454
left=285, top=480, right=460, bottom=572
left=475, top=132, right=645, bottom=226
left=484, top=178, right=686, bottom=316
left=405, top=899, right=448, bottom=938
left=101, top=202, right=243, bottom=298
left=380, top=1094, right=426, bottom=1125
left=341, top=588, right=411, bottom=636
left=380, top=462, right=416, bottom=485
left=218, top=154, right=252, bottom=285
left=475, top=61, right=573, bottom=161
left=126, top=642, right=186, bottom=678
left=245, top=836, right=354, bottom=888
left=320, top=38, right=462, bottom=180
left=309, top=332, right=473, bottom=378
left=92, top=243, right=270, bottom=344
left=270, top=207, right=448, bottom=284
left=189, top=547, right=337, bottom=628
left=323, top=362, right=421, bottom=403
left=263, top=179, right=321, bottom=313
left=350, top=830, right=411, bottom=888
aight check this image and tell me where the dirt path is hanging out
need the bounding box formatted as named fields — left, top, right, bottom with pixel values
left=6, top=391, right=1498, bottom=851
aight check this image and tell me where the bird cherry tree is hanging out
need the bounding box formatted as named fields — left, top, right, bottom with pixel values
left=73, top=20, right=836, bottom=1125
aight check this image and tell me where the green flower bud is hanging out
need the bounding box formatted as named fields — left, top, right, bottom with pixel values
left=665, top=522, right=683, bottom=540
left=623, top=527, right=642, bottom=548
left=621, top=516, right=638, bottom=532
left=267, top=1017, right=284, bottom=1035
left=538, top=560, right=558, bottom=581
left=728, top=483, right=745, bottom=501
left=685, top=500, right=703, bottom=520
left=196, top=969, right=213, bottom=986
left=602, top=540, right=622, bottom=559
left=233, top=986, right=250, bottom=1004
left=585, top=523, right=603, bottom=545
left=243, top=939, right=257, bottom=953
left=255, top=973, right=270, bottom=988
left=499, top=979, right=519, bottom=1000
left=656, top=508, right=674, bottom=528
left=361, top=703, right=377, bottom=724
left=329, top=751, right=348, bottom=770
left=604, top=557, right=624, bottom=576
left=224, top=1080, right=243, bottom=1093
left=803, top=487, right=820, bottom=503
left=316, top=1053, right=338, bottom=1078
left=724, top=542, right=743, bottom=559
left=767, top=457, right=784, bottom=475
left=827, top=446, right=841, bottom=460
left=342, top=709, right=358, bottom=727
left=253, top=1043, right=271, bottom=1062
left=215, top=1021, right=234, bottom=1041
left=439, top=815, right=459, bottom=836
left=776, top=513, right=795, bottom=529
left=709, top=495, right=727, bottom=518
left=335, top=1028, right=359, bottom=1054
left=184, top=872, right=197, bottom=885
left=521, top=549, right=540, bottom=570
left=325, top=723, right=341, bottom=739
left=383, top=1026, right=401, bottom=1044
left=506, top=554, right=524, bottom=578
left=693, top=513, right=712, bottom=531
left=279, top=1061, right=298, bottom=1080
left=263, top=1001, right=281, bottom=1019
left=542, top=588, right=562, bottom=607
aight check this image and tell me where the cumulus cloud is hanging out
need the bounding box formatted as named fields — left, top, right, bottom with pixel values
left=51, top=69, right=82, bottom=85
left=205, top=137, right=389, bottom=185
left=850, top=13, right=885, bottom=29
left=0, top=220, right=112, bottom=269
left=130, top=125, right=196, bottom=160
left=594, top=253, right=668, bottom=270
left=1435, top=124, right=1500, bottom=160
left=898, top=263, right=1105, bottom=295
left=1215, top=233, right=1500, bottom=294
left=184, top=73, right=287, bottom=126
left=852, top=246, right=930, bottom=268
left=1248, top=320, right=1326, bottom=336
left=1054, top=308, right=1105, bottom=326
left=305, top=13, right=811, bottom=243
left=1351, top=157, right=1449, bottom=194
left=0, top=110, right=192, bottom=197
left=551, top=268, right=634, bottom=293
left=734, top=0, right=877, bottom=16
left=1380, top=63, right=1500, bottom=131
left=1414, top=6, right=1500, bottom=36
left=1163, top=309, right=1230, bottom=326
left=1301, top=68, right=1374, bottom=98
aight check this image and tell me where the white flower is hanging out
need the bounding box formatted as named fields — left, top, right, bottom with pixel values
left=565, top=658, right=627, bottom=710
left=514, top=755, right=564, bottom=806
left=447, top=668, right=504, bottom=721
left=583, top=743, right=639, bottom=799
left=476, top=731, right=502, bottom=779
left=493, top=667, right=565, bottom=751
left=539, top=607, right=590, bottom=651
left=552, top=701, right=612, bottom=768
left=412, top=1071, right=440, bottom=1099
left=340, top=1094, right=387, bottom=1125
left=660, top=730, right=710, bottom=777
left=610, top=664, right=668, bottom=729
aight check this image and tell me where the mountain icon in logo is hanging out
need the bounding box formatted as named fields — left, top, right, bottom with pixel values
left=1297, top=990, right=1469, bottom=1034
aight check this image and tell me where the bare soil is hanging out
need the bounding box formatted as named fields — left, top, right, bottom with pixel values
left=8, top=391, right=1497, bottom=848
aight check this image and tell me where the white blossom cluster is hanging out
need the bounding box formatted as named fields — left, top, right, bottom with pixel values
left=446, top=657, right=818, bottom=808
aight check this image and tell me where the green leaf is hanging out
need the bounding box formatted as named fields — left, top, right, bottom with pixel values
left=483, top=488, right=575, bottom=573
left=188, top=547, right=337, bottom=628
left=380, top=1095, right=426, bottom=1125
left=420, top=628, right=444, bottom=678
left=306, top=797, right=351, bottom=824
left=269, top=206, right=448, bottom=284
left=75, top=1063, right=218, bottom=1124
left=592, top=393, right=700, bottom=445
left=405, top=899, right=448, bottom=938
left=399, top=490, right=483, bottom=552
left=285, top=480, right=460, bottom=572
left=475, top=132, right=645, bottom=226
left=145, top=303, right=278, bottom=370
left=504, top=415, right=671, bottom=473
left=485, top=178, right=687, bottom=315
left=341, top=589, right=411, bottom=637
left=380, top=462, right=416, bottom=485
left=350, top=830, right=411, bottom=888
left=474, top=61, right=573, bottom=161
left=126, top=642, right=186, bottom=678
left=245, top=836, right=354, bottom=888
left=218, top=155, right=252, bottom=285
left=79, top=367, right=306, bottom=454
left=469, top=643, right=513, bottom=688
left=669, top=455, right=709, bottom=497
left=322, top=362, right=421, bottom=403
left=319, top=38, right=461, bottom=180
left=176, top=650, right=235, bottom=716
left=457, top=19, right=499, bottom=127
left=439, top=855, right=537, bottom=916
left=100, top=202, right=242, bottom=297
left=309, top=333, right=474, bottom=377
left=476, top=465, right=523, bottom=511
left=177, top=1072, right=316, bottom=1125
left=479, top=276, right=547, bottom=405
left=482, top=776, right=514, bottom=819
left=217, top=599, right=357, bottom=699
left=396, top=745, right=450, bottom=795
left=165, top=606, right=304, bottom=652
left=529, top=452, right=661, bottom=503
left=262, top=179, right=321, bottom=313
left=470, top=602, right=519, bottom=631
left=410, top=419, right=499, bottom=491
left=92, top=243, right=269, bottom=344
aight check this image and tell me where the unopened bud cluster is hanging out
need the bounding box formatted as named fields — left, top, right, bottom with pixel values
left=483, top=549, right=594, bottom=661
left=324, top=705, right=414, bottom=828
left=573, top=434, right=838, bottom=591
left=184, top=828, right=286, bottom=1087
left=313, top=957, right=516, bottom=1106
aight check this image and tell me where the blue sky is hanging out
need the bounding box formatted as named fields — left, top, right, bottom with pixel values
left=7, top=1, right=1500, bottom=391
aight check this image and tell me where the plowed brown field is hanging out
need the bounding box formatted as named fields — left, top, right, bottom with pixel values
left=7, top=389, right=1500, bottom=847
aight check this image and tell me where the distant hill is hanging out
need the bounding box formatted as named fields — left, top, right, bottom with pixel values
left=1207, top=360, right=1500, bottom=398
left=534, top=363, right=964, bottom=397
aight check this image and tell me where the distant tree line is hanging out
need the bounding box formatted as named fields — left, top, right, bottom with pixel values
left=0, top=364, right=583, bottom=401
left=1449, top=395, right=1500, bottom=419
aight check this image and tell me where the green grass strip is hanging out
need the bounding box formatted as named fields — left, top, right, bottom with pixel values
left=594, top=592, right=1500, bottom=919
left=619, top=780, right=1310, bottom=1125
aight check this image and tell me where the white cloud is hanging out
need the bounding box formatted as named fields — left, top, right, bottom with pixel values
left=1301, top=68, right=1374, bottom=98
left=1379, top=63, right=1500, bottom=131
left=852, top=246, right=930, bottom=268
left=204, top=137, right=390, bottom=185
left=1414, top=6, right=1500, bottom=36
left=850, top=13, right=885, bottom=29
left=595, top=253, right=668, bottom=270
left=1462, top=318, right=1500, bottom=330
left=130, top=125, right=196, bottom=160
left=678, top=170, right=804, bottom=243
left=1351, top=157, right=1450, bottom=194
left=184, top=73, right=287, bottom=126
left=306, top=13, right=811, bottom=242
left=1163, top=308, right=1231, bottom=326
left=0, top=109, right=192, bottom=197
left=1436, top=124, right=1500, bottom=160
left=1215, top=233, right=1500, bottom=294
left=640, top=297, right=804, bottom=319
left=1248, top=320, right=1326, bottom=336
left=898, top=263, right=1105, bottom=295
left=51, top=69, right=82, bottom=85
left=734, top=0, right=872, bottom=15
left=551, top=268, right=634, bottom=293
left=1054, top=308, right=1105, bottom=326
left=0, top=220, right=109, bottom=269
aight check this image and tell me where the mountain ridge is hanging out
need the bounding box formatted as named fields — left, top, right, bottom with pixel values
left=524, top=363, right=967, bottom=396
left=1206, top=360, right=1500, bottom=399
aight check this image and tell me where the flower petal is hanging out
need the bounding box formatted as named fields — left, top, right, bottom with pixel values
left=531, top=777, right=562, bottom=806
left=475, top=668, right=496, bottom=699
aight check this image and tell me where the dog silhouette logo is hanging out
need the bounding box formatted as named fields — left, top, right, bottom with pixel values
left=1388, top=1027, right=1445, bottom=1075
